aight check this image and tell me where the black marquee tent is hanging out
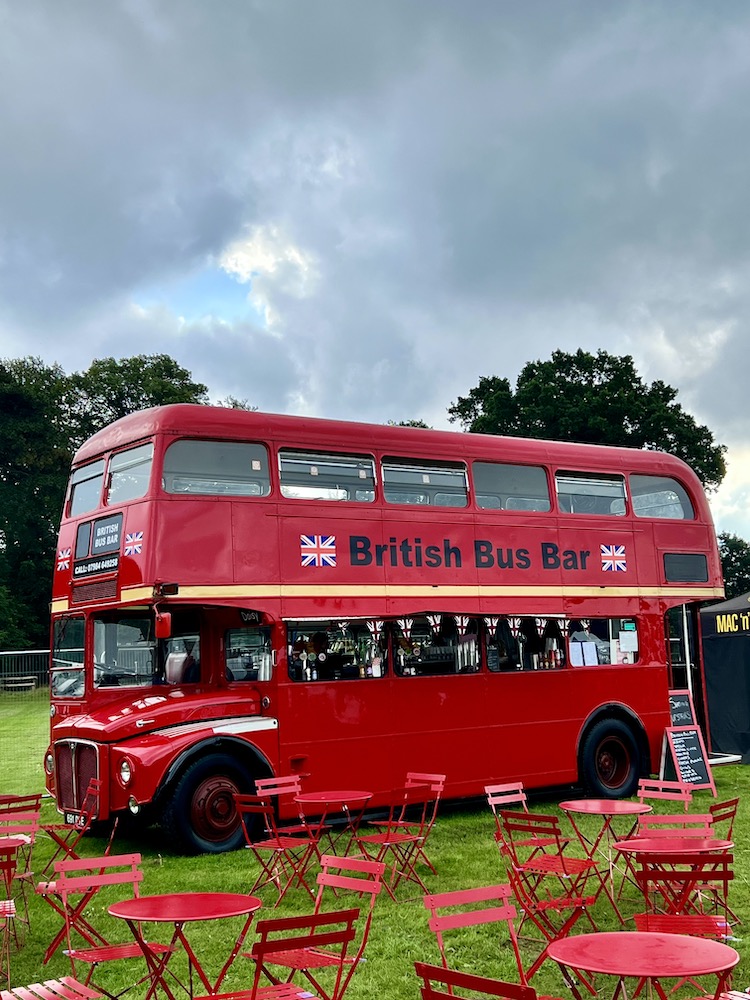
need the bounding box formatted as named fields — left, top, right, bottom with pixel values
left=700, top=591, right=750, bottom=758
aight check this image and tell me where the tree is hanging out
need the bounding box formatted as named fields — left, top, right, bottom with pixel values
left=0, top=354, right=211, bottom=647
left=718, top=533, right=750, bottom=600
left=0, top=358, right=73, bottom=645
left=68, top=354, right=209, bottom=449
left=388, top=419, right=431, bottom=428
left=448, top=350, right=727, bottom=490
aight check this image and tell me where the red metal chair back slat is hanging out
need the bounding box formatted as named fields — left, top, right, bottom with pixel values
left=635, top=814, right=714, bottom=838
left=414, top=961, right=538, bottom=1000
left=636, top=778, right=693, bottom=811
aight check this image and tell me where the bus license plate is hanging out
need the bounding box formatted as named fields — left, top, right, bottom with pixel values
left=65, top=812, right=80, bottom=825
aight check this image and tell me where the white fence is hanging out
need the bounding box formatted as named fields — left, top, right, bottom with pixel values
left=0, top=649, right=49, bottom=692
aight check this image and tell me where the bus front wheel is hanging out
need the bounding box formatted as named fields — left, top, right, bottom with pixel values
left=162, top=753, right=251, bottom=854
left=581, top=719, right=640, bottom=798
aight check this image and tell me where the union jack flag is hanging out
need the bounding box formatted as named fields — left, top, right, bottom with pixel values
left=57, top=548, right=71, bottom=571
left=601, top=543, right=627, bottom=572
left=300, top=534, right=336, bottom=567
left=124, top=531, right=144, bottom=556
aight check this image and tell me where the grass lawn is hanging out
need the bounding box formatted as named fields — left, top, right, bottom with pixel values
left=3, top=693, right=749, bottom=999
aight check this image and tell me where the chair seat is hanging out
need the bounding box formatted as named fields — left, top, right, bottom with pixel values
left=68, top=941, right=173, bottom=963
left=535, top=894, right=596, bottom=913
left=519, top=855, right=594, bottom=876
left=357, top=831, right=419, bottom=846
left=249, top=835, right=314, bottom=851
left=0, top=977, right=104, bottom=1000
left=0, top=899, right=15, bottom=917
left=195, top=987, right=320, bottom=999
left=261, top=946, right=357, bottom=970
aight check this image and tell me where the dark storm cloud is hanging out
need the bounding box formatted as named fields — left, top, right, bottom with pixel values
left=2, top=1, right=750, bottom=529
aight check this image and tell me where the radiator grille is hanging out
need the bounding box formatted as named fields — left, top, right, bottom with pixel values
left=54, top=741, right=99, bottom=812
left=71, top=579, right=118, bottom=604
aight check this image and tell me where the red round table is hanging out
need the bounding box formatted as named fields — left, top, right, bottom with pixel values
left=548, top=930, right=739, bottom=1000
left=295, top=789, right=372, bottom=854
left=109, top=891, right=261, bottom=1000
left=615, top=836, right=732, bottom=855
left=560, top=799, right=653, bottom=921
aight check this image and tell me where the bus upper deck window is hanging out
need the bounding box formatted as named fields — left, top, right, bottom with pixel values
left=107, top=443, right=154, bottom=505
left=556, top=472, right=626, bottom=516
left=383, top=459, right=468, bottom=508
left=69, top=460, right=106, bottom=516
left=629, top=474, right=695, bottom=519
left=163, top=440, right=271, bottom=497
left=279, top=451, right=376, bottom=502
left=473, top=462, right=550, bottom=512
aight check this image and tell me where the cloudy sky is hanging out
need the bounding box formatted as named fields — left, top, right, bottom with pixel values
left=2, top=1, right=750, bottom=537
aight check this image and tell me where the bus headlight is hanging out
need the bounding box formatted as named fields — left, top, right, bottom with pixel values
left=119, top=759, right=134, bottom=786
left=44, top=752, right=54, bottom=776
left=128, top=796, right=140, bottom=815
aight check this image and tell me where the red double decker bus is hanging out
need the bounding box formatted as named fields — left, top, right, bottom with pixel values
left=45, top=404, right=723, bottom=852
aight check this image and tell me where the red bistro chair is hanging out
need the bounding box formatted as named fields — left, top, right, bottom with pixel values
left=356, top=784, right=434, bottom=901
left=40, top=853, right=173, bottom=984
left=244, top=854, right=384, bottom=1000
left=634, top=850, right=734, bottom=921
left=40, top=779, right=117, bottom=878
left=235, top=794, right=318, bottom=905
left=423, top=882, right=565, bottom=998
left=368, top=771, right=446, bottom=875
left=215, top=909, right=360, bottom=1000
left=708, top=799, right=740, bottom=841
left=256, top=775, right=330, bottom=854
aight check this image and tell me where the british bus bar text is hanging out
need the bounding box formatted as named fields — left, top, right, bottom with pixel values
left=350, top=536, right=592, bottom=571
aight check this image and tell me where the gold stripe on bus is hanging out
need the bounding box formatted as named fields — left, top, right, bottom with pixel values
left=133, top=583, right=725, bottom=600
left=52, top=583, right=723, bottom=614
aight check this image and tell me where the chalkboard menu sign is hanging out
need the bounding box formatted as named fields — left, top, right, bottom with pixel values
left=663, top=725, right=716, bottom=793
left=668, top=689, right=697, bottom=727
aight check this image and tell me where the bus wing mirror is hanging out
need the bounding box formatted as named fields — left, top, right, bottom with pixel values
left=155, top=611, right=172, bottom=640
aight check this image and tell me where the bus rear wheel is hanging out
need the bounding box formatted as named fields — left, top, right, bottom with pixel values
left=161, top=753, right=251, bottom=854
left=581, top=719, right=640, bottom=798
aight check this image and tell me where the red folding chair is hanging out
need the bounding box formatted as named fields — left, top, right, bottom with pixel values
left=40, top=780, right=117, bottom=877
left=235, top=794, right=318, bottom=905
left=634, top=851, right=734, bottom=921
left=422, top=882, right=563, bottom=998
left=0, top=977, right=104, bottom=1000
left=636, top=778, right=693, bottom=811
left=709, top=798, right=739, bottom=841
left=414, top=961, right=537, bottom=1000
left=0, top=842, right=18, bottom=989
left=244, top=854, right=383, bottom=1000
left=356, top=784, right=433, bottom=900
left=0, top=797, right=41, bottom=921
left=232, top=909, right=359, bottom=1000
left=42, top=852, right=173, bottom=992
left=487, top=785, right=570, bottom=859
left=0, top=899, right=13, bottom=991
left=255, top=775, right=330, bottom=855
left=632, top=912, right=735, bottom=994
left=368, top=772, right=445, bottom=875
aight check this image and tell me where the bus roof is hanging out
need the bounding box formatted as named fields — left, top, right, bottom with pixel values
left=73, top=403, right=702, bottom=483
